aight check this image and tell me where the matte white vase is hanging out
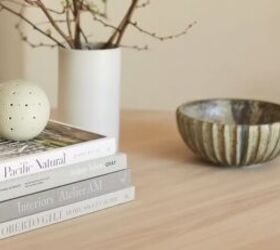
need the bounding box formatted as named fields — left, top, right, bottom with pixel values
left=57, top=46, right=121, bottom=142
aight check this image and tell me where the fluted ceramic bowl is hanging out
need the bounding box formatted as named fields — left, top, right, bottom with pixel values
left=176, top=99, right=280, bottom=167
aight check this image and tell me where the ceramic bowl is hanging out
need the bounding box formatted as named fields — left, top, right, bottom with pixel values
left=176, top=99, right=280, bottom=167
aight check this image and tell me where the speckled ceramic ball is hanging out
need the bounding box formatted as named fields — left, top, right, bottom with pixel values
left=0, top=80, right=50, bottom=141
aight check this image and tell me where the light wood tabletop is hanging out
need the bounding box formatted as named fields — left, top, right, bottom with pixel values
left=1, top=110, right=280, bottom=250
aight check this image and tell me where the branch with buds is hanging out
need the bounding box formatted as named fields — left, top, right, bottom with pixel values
left=0, top=0, right=196, bottom=50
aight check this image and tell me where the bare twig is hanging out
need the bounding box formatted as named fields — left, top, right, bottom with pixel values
left=121, top=44, right=148, bottom=51
left=17, top=29, right=58, bottom=48
left=65, top=1, right=73, bottom=40
left=81, top=1, right=107, bottom=18
left=0, top=2, right=65, bottom=47
left=0, top=0, right=28, bottom=7
left=0, top=0, right=195, bottom=50
left=129, top=21, right=197, bottom=41
left=14, top=7, right=59, bottom=49
left=104, top=0, right=139, bottom=48
left=23, top=0, right=66, bottom=15
left=34, top=19, right=73, bottom=25
left=80, top=27, right=89, bottom=46
left=92, top=15, right=119, bottom=31
left=73, top=0, right=82, bottom=49
left=31, top=0, right=74, bottom=48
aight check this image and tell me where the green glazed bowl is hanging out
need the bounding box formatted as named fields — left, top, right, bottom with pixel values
left=176, top=98, right=280, bottom=167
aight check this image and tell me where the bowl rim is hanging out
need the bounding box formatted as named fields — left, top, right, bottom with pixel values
left=176, top=98, right=280, bottom=126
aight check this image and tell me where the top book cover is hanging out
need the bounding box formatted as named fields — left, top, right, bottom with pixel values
left=0, top=121, right=104, bottom=160
left=0, top=120, right=116, bottom=182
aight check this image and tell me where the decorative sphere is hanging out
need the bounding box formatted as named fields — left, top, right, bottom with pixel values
left=0, top=80, right=50, bottom=141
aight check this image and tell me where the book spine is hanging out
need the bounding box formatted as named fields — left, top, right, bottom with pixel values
left=0, top=169, right=131, bottom=223
left=0, top=186, right=135, bottom=240
left=0, top=153, right=127, bottom=202
left=0, top=137, right=116, bottom=182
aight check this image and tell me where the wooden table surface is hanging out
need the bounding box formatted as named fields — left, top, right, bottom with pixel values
left=1, top=110, right=280, bottom=250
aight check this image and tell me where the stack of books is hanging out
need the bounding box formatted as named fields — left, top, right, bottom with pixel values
left=0, top=121, right=135, bottom=239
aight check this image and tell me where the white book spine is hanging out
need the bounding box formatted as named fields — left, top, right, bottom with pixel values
left=0, top=153, right=127, bottom=202
left=0, top=186, right=135, bottom=240
left=0, top=137, right=116, bottom=182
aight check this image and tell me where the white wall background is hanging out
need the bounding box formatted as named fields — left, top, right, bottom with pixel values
left=0, top=12, right=24, bottom=81
left=0, top=0, right=280, bottom=111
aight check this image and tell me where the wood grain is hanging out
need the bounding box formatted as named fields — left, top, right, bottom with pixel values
left=1, top=110, right=280, bottom=250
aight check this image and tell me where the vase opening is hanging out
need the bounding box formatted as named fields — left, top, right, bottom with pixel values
left=63, top=42, right=118, bottom=51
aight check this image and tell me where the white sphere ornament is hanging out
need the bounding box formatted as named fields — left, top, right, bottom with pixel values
left=0, top=80, right=50, bottom=141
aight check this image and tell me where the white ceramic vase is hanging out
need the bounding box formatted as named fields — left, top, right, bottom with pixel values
left=57, top=46, right=121, bottom=141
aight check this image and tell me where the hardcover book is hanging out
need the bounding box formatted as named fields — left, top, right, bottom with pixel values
left=0, top=186, right=135, bottom=239
left=0, top=169, right=131, bottom=223
left=0, top=120, right=116, bottom=182
left=0, top=153, right=127, bottom=202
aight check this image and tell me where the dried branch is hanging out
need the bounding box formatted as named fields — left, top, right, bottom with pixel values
left=129, top=21, right=197, bottom=41
left=80, top=27, right=89, bottom=45
left=121, top=44, right=148, bottom=51
left=14, top=7, right=59, bottom=49
left=34, top=19, right=74, bottom=25
left=0, top=0, right=28, bottom=7
left=41, top=7, right=65, bottom=15
left=24, top=0, right=66, bottom=15
left=0, top=2, right=65, bottom=47
left=115, top=0, right=139, bottom=46
left=30, top=0, right=74, bottom=48
left=104, top=0, right=139, bottom=48
left=0, top=0, right=195, bottom=50
left=73, top=0, right=82, bottom=49
left=17, top=28, right=58, bottom=48
left=65, top=1, right=73, bottom=40
left=81, top=1, right=107, bottom=18
left=92, top=14, right=119, bottom=31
